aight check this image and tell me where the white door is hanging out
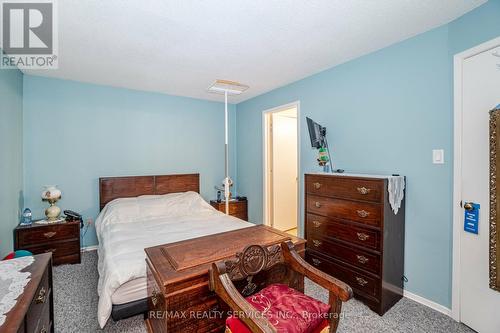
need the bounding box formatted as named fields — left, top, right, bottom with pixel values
left=460, top=44, right=500, bottom=333
left=271, top=109, right=298, bottom=232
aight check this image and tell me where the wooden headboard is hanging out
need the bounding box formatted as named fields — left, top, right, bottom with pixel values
left=99, top=173, right=200, bottom=210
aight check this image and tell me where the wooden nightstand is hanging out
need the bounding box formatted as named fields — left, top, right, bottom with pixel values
left=14, top=221, right=81, bottom=265
left=210, top=198, right=248, bottom=221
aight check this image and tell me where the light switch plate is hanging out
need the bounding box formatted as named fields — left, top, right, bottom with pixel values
left=433, top=149, right=444, bottom=164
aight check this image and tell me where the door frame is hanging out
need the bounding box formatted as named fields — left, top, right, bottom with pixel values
left=452, top=36, right=500, bottom=322
left=262, top=101, right=301, bottom=235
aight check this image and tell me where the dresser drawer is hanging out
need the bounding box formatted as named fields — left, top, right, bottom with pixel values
left=306, top=214, right=380, bottom=250
left=232, top=212, right=248, bottom=221
left=26, top=266, right=50, bottom=333
left=307, top=251, right=379, bottom=299
left=307, top=195, right=382, bottom=227
left=16, top=223, right=79, bottom=246
left=306, top=175, right=383, bottom=202
left=27, top=240, right=80, bottom=264
left=33, top=299, right=51, bottom=333
left=228, top=202, right=246, bottom=215
left=307, top=237, right=380, bottom=274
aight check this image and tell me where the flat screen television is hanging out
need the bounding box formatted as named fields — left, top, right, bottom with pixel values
left=306, top=117, right=326, bottom=149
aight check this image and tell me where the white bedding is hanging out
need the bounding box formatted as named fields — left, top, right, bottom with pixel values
left=95, top=191, right=253, bottom=328
left=111, top=277, right=147, bottom=305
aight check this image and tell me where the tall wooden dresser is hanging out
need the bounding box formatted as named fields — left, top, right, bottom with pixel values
left=304, top=173, right=405, bottom=315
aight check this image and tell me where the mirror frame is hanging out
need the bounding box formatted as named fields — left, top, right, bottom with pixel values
left=490, top=108, right=500, bottom=292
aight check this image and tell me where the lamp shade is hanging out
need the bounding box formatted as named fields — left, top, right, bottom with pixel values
left=41, top=185, right=61, bottom=200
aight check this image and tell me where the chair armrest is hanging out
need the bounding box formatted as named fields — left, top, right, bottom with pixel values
left=210, top=263, right=277, bottom=333
left=281, top=241, right=353, bottom=302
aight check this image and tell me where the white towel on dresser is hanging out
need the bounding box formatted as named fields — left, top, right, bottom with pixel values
left=388, top=176, right=405, bottom=214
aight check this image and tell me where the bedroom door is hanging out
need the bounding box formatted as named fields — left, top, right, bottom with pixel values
left=264, top=104, right=299, bottom=236
left=458, top=41, right=500, bottom=333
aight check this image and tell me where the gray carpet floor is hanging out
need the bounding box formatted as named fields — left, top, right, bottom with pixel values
left=53, top=251, right=473, bottom=332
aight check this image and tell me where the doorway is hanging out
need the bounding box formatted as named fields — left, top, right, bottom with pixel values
left=263, top=102, right=299, bottom=236
left=453, top=37, right=500, bottom=333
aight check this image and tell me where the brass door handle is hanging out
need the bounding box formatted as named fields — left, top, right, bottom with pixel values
left=151, top=290, right=159, bottom=307
left=356, top=187, right=371, bottom=195
left=357, top=232, right=370, bottom=241
left=357, top=255, right=369, bottom=264
left=356, top=210, right=370, bottom=218
left=313, top=182, right=322, bottom=189
left=312, top=258, right=321, bottom=266
left=43, top=231, right=57, bottom=238
left=464, top=202, right=474, bottom=211
left=315, top=202, right=321, bottom=208
left=356, top=277, right=368, bottom=286
left=312, top=239, right=322, bottom=247
left=312, top=220, right=322, bottom=228
left=35, top=286, right=47, bottom=304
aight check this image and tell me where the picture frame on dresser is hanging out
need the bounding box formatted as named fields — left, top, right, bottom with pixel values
left=304, top=173, right=405, bottom=315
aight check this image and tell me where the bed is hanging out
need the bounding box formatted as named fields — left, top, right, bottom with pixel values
left=95, top=174, right=254, bottom=328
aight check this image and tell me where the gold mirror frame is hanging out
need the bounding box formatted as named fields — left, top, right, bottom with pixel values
left=490, top=108, right=500, bottom=292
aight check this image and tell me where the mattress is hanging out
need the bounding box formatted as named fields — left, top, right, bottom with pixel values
left=111, top=277, right=147, bottom=305
left=95, top=191, right=253, bottom=328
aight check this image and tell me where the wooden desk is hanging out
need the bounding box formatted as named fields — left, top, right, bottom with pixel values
left=1, top=253, right=54, bottom=333
left=144, top=225, right=306, bottom=333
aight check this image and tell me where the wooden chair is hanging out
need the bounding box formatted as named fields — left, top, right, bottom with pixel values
left=209, top=241, right=353, bottom=333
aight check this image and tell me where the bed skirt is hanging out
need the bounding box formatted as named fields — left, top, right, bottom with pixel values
left=111, top=298, right=148, bottom=321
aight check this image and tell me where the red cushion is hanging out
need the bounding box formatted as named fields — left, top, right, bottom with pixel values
left=226, top=284, right=331, bottom=333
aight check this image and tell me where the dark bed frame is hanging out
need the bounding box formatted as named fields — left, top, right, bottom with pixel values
left=98, top=173, right=200, bottom=322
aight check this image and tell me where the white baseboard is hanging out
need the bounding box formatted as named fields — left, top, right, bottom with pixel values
left=81, top=245, right=98, bottom=252
left=403, top=290, right=452, bottom=318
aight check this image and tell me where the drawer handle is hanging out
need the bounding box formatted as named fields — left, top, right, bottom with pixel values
left=312, top=258, right=321, bottom=266
left=313, top=182, right=322, bottom=189
left=357, top=255, right=369, bottom=264
left=43, top=231, right=57, bottom=238
left=315, top=202, right=321, bottom=208
left=357, top=232, right=370, bottom=241
left=45, top=248, right=56, bottom=253
left=151, top=290, right=159, bottom=307
left=356, top=210, right=370, bottom=218
left=35, top=286, right=47, bottom=304
left=312, top=220, right=322, bottom=228
left=356, top=187, right=372, bottom=195
left=312, top=239, right=322, bottom=247
left=356, top=277, right=368, bottom=286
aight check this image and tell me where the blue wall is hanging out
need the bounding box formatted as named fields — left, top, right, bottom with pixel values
left=235, top=0, right=500, bottom=309
left=23, top=76, right=237, bottom=247
left=0, top=65, right=23, bottom=258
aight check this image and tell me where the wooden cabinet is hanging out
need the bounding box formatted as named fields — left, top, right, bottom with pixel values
left=14, top=221, right=81, bottom=266
left=304, top=173, right=405, bottom=315
left=2, top=253, right=54, bottom=333
left=210, top=198, right=248, bottom=221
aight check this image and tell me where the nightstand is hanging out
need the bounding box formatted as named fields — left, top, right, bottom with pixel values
left=14, top=221, right=81, bottom=265
left=210, top=198, right=248, bottom=221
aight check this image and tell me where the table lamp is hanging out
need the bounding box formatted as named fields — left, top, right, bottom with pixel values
left=41, top=185, right=62, bottom=221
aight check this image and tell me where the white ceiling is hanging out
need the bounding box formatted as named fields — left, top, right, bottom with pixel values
left=23, top=0, right=486, bottom=103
